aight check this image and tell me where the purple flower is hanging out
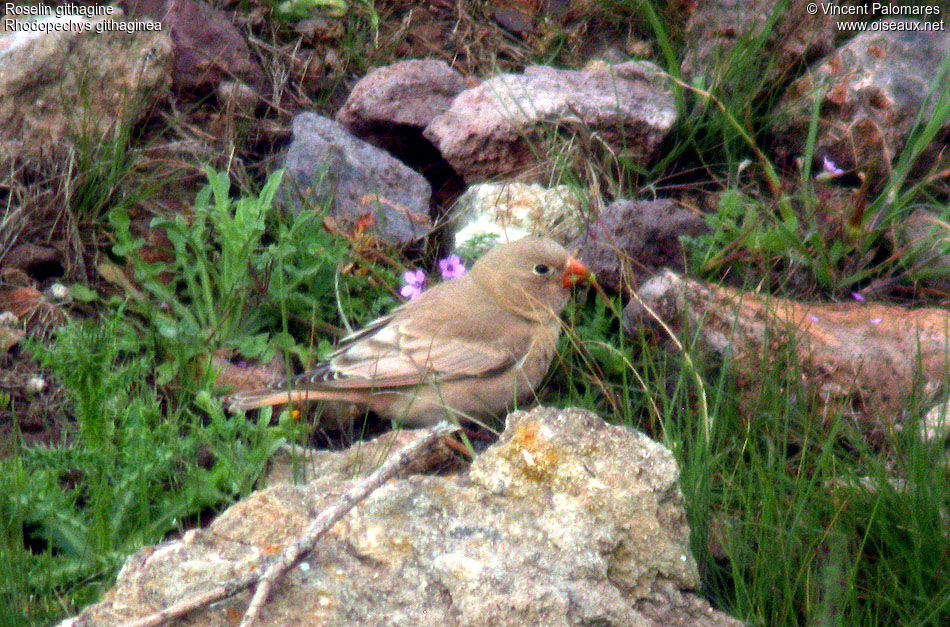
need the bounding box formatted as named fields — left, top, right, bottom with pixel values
left=821, top=155, right=845, bottom=177
left=808, top=315, right=820, bottom=323
left=438, top=254, right=467, bottom=280
left=851, top=291, right=866, bottom=303
left=870, top=318, right=882, bottom=325
left=399, top=269, right=426, bottom=300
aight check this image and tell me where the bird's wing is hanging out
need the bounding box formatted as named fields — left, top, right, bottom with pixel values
left=294, top=311, right=520, bottom=390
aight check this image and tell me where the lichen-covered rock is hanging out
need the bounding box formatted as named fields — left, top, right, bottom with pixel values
left=0, top=12, right=171, bottom=166
left=279, top=113, right=433, bottom=248
left=773, top=18, right=950, bottom=181
left=424, top=62, right=677, bottom=183
left=63, top=407, right=740, bottom=626
left=450, top=181, right=587, bottom=249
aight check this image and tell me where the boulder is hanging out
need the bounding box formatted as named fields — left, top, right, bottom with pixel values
left=624, top=269, right=950, bottom=439
left=577, top=199, right=707, bottom=293
left=63, top=407, right=740, bottom=626
left=336, top=59, right=467, bottom=131
left=424, top=62, right=676, bottom=183
left=279, top=113, right=433, bottom=248
left=773, top=19, right=950, bottom=182
left=0, top=12, right=171, bottom=166
left=450, top=181, right=587, bottom=249
left=121, top=0, right=264, bottom=94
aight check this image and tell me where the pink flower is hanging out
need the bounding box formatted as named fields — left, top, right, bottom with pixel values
left=400, top=269, right=426, bottom=300
left=821, top=155, right=845, bottom=177
left=439, top=255, right=467, bottom=280
left=851, top=292, right=866, bottom=303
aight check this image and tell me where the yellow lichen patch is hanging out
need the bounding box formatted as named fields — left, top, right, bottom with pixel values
left=509, top=420, right=562, bottom=484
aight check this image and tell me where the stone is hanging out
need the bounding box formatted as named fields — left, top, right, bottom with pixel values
left=1, top=243, right=62, bottom=279
left=336, top=59, right=467, bottom=131
left=63, top=407, right=740, bottom=626
left=0, top=12, right=171, bottom=167
left=424, top=62, right=677, bottom=183
left=921, top=399, right=950, bottom=442
left=450, top=181, right=587, bottom=249
left=279, top=113, right=433, bottom=248
left=892, top=208, right=950, bottom=293
left=681, top=0, right=841, bottom=89
left=120, top=0, right=264, bottom=94
left=576, top=199, right=708, bottom=293
left=773, top=19, right=950, bottom=181
left=624, top=269, right=950, bottom=437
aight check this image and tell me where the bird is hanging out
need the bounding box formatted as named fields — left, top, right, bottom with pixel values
left=226, top=237, right=591, bottom=426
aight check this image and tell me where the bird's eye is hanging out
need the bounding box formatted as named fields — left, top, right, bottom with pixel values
left=533, top=264, right=551, bottom=275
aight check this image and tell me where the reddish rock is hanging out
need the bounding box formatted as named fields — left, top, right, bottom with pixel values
left=577, top=199, right=707, bottom=293
left=336, top=59, right=467, bottom=131
left=121, top=0, right=264, bottom=94
left=424, top=62, right=676, bottom=183
left=625, top=269, right=950, bottom=436
left=773, top=19, right=950, bottom=182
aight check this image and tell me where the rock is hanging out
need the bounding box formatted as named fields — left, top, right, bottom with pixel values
left=773, top=19, right=950, bottom=182
left=0, top=12, right=171, bottom=167
left=336, top=59, right=468, bottom=211
left=681, top=0, right=840, bottom=89
left=216, top=79, right=260, bottom=115
left=451, top=181, right=586, bottom=249
left=120, top=0, right=264, bottom=94
left=921, top=399, right=950, bottom=442
left=624, top=269, right=950, bottom=437
left=336, top=59, right=467, bottom=131
left=424, top=62, right=677, bottom=183
left=0, top=286, right=68, bottom=333
left=576, top=199, right=707, bottom=293
left=893, top=208, right=950, bottom=293
left=263, top=428, right=463, bottom=486
left=1, top=243, right=62, bottom=279
left=279, top=113, right=433, bottom=248
left=63, top=407, right=740, bottom=626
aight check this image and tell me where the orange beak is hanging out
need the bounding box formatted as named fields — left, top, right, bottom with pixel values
left=562, top=257, right=591, bottom=288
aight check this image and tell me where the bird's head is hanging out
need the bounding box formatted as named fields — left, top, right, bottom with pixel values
left=469, top=237, right=592, bottom=319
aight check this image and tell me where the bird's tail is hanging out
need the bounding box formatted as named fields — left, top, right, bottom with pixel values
left=225, top=389, right=318, bottom=412
left=225, top=387, right=372, bottom=413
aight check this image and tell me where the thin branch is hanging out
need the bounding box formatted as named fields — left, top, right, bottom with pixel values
left=239, top=421, right=459, bottom=626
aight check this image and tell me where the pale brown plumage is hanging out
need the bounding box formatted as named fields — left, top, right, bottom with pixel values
left=226, top=237, right=590, bottom=425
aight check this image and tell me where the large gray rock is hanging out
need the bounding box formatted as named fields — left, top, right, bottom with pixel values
left=0, top=12, right=171, bottom=166
left=279, top=113, right=433, bottom=248
left=773, top=19, right=950, bottom=181
left=336, top=58, right=467, bottom=131
left=63, top=407, right=740, bottom=626
left=424, top=62, right=677, bottom=183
